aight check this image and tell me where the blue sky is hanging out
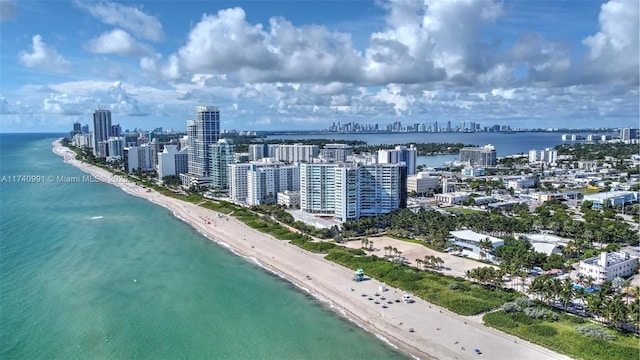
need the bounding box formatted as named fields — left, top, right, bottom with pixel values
left=0, top=0, right=638, bottom=133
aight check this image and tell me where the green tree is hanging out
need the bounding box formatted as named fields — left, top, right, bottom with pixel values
left=543, top=253, right=565, bottom=270
left=604, top=295, right=627, bottom=329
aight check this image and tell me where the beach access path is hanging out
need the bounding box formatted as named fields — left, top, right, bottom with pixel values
left=53, top=141, right=569, bottom=360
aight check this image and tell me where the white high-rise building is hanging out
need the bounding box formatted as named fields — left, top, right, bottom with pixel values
left=248, top=144, right=268, bottom=161
left=158, top=145, right=188, bottom=179
left=247, top=161, right=300, bottom=206
left=228, top=163, right=252, bottom=203
left=92, top=109, right=112, bottom=157
left=229, top=159, right=301, bottom=205
left=300, top=163, right=338, bottom=214
left=274, top=144, right=319, bottom=163
left=72, top=133, right=93, bottom=148
left=334, top=164, right=360, bottom=221
left=459, top=144, right=497, bottom=166
left=620, top=128, right=631, bottom=141
left=320, top=144, right=352, bottom=162
left=528, top=148, right=558, bottom=164
left=107, top=136, right=124, bottom=161
left=356, top=163, right=407, bottom=218
left=125, top=145, right=154, bottom=173
left=300, top=162, right=407, bottom=222
left=210, top=139, right=235, bottom=189
left=377, top=145, right=417, bottom=175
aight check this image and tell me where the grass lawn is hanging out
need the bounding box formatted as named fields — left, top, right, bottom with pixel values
left=483, top=310, right=639, bottom=360
left=200, top=200, right=236, bottom=214
left=569, top=187, right=601, bottom=195
left=392, top=236, right=448, bottom=252
left=326, top=249, right=518, bottom=315
left=446, top=207, right=484, bottom=215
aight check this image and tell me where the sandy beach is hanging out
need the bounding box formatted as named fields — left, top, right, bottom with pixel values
left=53, top=140, right=569, bottom=360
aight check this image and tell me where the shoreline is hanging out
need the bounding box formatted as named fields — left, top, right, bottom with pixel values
left=52, top=140, right=569, bottom=360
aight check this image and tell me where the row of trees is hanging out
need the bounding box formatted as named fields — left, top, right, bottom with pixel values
left=416, top=255, right=445, bottom=270
left=360, top=238, right=374, bottom=251
left=556, top=143, right=639, bottom=161
left=342, top=199, right=639, bottom=255
left=465, top=267, right=504, bottom=288
left=528, top=275, right=639, bottom=330
left=352, top=142, right=469, bottom=156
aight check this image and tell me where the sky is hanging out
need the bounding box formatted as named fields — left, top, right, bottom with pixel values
left=0, top=0, right=638, bottom=133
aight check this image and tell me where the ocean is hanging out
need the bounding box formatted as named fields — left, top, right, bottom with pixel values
left=0, top=133, right=407, bottom=359
left=266, top=131, right=575, bottom=167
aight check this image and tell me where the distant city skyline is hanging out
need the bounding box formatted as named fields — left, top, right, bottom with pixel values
left=0, top=0, right=638, bottom=133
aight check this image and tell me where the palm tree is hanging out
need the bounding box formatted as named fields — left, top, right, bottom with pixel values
left=604, top=295, right=627, bottom=329
left=560, top=278, right=575, bottom=310
left=528, top=275, right=547, bottom=301
left=586, top=292, right=606, bottom=324
left=433, top=256, right=444, bottom=270
left=627, top=300, right=640, bottom=327
left=424, top=255, right=434, bottom=269
left=574, top=286, right=586, bottom=308
left=515, top=268, right=528, bottom=292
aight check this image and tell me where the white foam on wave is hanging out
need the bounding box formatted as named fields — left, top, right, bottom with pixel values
left=91, top=216, right=103, bottom=220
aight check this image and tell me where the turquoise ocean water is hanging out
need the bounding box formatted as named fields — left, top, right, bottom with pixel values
left=0, top=133, right=407, bottom=359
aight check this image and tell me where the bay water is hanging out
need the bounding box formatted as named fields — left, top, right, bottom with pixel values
left=0, top=133, right=407, bottom=359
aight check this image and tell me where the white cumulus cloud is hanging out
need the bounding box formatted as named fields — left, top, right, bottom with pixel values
left=582, top=0, right=639, bottom=84
left=86, top=29, right=153, bottom=57
left=19, top=35, right=71, bottom=74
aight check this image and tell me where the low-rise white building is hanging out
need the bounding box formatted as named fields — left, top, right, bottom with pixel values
left=504, top=176, right=536, bottom=190
left=434, top=192, right=468, bottom=205
left=449, top=230, right=504, bottom=261
left=277, top=190, right=300, bottom=209
left=407, top=172, right=439, bottom=195
left=578, top=251, right=638, bottom=284
left=583, top=191, right=639, bottom=210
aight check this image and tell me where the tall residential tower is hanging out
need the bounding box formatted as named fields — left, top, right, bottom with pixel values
left=92, top=109, right=112, bottom=157
left=187, top=106, right=220, bottom=179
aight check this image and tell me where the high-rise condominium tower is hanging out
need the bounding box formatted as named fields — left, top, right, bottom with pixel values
left=187, top=106, right=220, bottom=177
left=93, top=109, right=112, bottom=157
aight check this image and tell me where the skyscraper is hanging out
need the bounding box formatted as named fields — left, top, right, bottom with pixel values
left=210, top=138, right=235, bottom=189
left=92, top=109, right=112, bottom=157
left=187, top=106, right=220, bottom=178
left=377, top=145, right=417, bottom=175
left=459, top=144, right=497, bottom=166
left=299, top=162, right=407, bottom=222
